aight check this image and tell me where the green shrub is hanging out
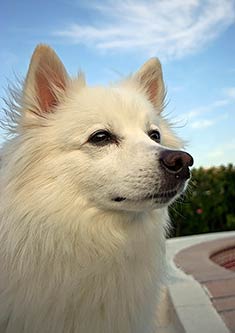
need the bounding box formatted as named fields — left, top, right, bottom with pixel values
left=169, top=164, right=235, bottom=237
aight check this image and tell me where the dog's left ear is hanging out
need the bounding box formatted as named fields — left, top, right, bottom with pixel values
left=23, top=44, right=69, bottom=118
left=134, top=58, right=165, bottom=114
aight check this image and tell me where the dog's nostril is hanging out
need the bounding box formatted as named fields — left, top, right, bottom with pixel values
left=160, top=150, right=194, bottom=174
left=112, top=197, right=126, bottom=202
left=171, top=157, right=183, bottom=172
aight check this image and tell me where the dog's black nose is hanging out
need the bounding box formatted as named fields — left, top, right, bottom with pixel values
left=159, top=150, right=194, bottom=180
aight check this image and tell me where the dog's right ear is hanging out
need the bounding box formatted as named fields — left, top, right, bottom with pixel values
left=133, top=58, right=165, bottom=114
left=23, top=44, right=69, bottom=120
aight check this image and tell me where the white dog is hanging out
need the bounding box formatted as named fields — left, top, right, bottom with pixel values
left=0, top=45, right=193, bottom=333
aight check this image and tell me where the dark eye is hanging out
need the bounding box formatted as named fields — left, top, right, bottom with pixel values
left=148, top=129, right=161, bottom=143
left=88, top=130, right=114, bottom=146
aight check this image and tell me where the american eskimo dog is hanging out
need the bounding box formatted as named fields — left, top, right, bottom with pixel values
left=0, top=45, right=193, bottom=333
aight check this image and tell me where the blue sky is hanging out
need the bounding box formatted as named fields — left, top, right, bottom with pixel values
left=1, top=0, right=235, bottom=167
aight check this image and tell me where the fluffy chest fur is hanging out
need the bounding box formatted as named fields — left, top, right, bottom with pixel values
left=0, top=202, right=167, bottom=333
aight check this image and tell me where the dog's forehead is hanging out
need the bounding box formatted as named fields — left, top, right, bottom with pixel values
left=69, top=85, right=156, bottom=129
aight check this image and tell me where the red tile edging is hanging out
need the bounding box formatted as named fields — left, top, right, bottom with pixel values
left=174, top=236, right=235, bottom=332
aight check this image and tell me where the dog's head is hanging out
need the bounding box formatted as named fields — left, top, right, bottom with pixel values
left=9, top=45, right=193, bottom=213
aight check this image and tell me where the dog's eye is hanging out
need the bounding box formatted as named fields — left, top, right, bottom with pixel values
left=88, top=130, right=114, bottom=146
left=148, top=129, right=161, bottom=143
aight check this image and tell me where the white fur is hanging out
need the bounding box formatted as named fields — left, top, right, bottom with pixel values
left=0, top=45, right=183, bottom=333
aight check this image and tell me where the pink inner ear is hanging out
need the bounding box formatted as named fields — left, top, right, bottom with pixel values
left=139, top=70, right=160, bottom=107
left=36, top=71, right=55, bottom=112
left=35, top=68, right=65, bottom=113
left=147, top=79, right=158, bottom=105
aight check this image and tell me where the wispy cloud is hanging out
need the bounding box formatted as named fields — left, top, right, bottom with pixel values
left=223, top=87, right=235, bottom=99
left=181, top=84, right=235, bottom=121
left=181, top=98, right=231, bottom=121
left=53, top=0, right=235, bottom=59
left=190, top=113, right=228, bottom=129
left=191, top=119, right=215, bottom=129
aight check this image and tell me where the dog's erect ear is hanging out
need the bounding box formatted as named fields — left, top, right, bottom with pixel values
left=134, top=58, right=165, bottom=113
left=23, top=44, right=68, bottom=116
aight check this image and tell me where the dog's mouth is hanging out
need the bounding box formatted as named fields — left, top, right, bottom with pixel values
left=112, top=189, right=179, bottom=204
left=150, top=189, right=178, bottom=202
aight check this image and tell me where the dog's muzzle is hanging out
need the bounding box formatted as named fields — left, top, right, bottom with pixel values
left=112, top=149, right=194, bottom=204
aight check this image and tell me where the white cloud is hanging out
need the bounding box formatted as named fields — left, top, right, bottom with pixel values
left=181, top=98, right=231, bottom=121
left=171, top=85, right=185, bottom=92
left=223, top=87, right=235, bottom=99
left=54, top=0, right=235, bottom=59
left=190, top=113, right=228, bottom=129
left=191, top=119, right=215, bottom=129
left=181, top=84, right=235, bottom=121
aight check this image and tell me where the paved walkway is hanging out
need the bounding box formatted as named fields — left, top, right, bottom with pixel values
left=174, top=236, right=235, bottom=332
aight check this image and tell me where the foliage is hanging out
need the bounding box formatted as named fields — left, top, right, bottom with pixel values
left=169, top=164, right=235, bottom=237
